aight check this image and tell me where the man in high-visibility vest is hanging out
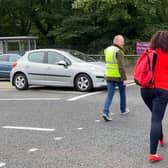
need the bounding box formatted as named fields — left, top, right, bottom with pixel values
left=102, top=34, right=129, bottom=121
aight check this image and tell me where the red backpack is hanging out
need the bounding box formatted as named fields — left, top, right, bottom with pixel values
left=133, top=48, right=157, bottom=88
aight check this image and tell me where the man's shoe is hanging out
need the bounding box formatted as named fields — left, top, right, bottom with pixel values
left=148, top=154, right=163, bottom=162
left=102, top=113, right=112, bottom=121
left=121, top=108, right=130, bottom=115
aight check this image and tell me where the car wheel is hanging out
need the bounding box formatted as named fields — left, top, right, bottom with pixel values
left=75, top=74, right=92, bottom=92
left=14, top=73, right=28, bottom=90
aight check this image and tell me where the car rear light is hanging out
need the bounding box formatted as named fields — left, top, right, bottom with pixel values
left=12, top=63, right=17, bottom=68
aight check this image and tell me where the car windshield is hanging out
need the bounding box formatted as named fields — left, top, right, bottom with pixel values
left=58, top=50, right=85, bottom=63
left=61, top=49, right=96, bottom=62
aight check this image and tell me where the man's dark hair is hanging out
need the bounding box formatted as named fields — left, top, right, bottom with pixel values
left=150, top=31, right=168, bottom=52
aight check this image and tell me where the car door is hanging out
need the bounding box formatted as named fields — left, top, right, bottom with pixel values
left=0, top=55, right=10, bottom=78
left=26, top=51, right=49, bottom=84
left=46, top=51, right=73, bottom=86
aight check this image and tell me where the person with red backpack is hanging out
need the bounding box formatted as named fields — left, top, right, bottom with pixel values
left=140, top=31, right=168, bottom=162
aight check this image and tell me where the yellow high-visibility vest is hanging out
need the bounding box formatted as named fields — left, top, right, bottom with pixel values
left=104, top=46, right=121, bottom=78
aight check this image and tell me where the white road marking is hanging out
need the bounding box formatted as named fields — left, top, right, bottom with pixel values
left=2, top=126, right=55, bottom=132
left=100, top=112, right=115, bottom=115
left=38, top=90, right=81, bottom=95
left=54, top=137, right=64, bottom=141
left=77, top=127, right=84, bottom=130
left=0, top=98, right=60, bottom=101
left=67, top=91, right=103, bottom=101
left=28, top=148, right=39, bottom=152
left=0, top=162, right=6, bottom=167
left=126, top=82, right=136, bottom=87
left=95, top=120, right=101, bottom=122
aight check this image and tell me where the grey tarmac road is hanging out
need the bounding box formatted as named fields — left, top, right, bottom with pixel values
left=0, top=83, right=168, bottom=168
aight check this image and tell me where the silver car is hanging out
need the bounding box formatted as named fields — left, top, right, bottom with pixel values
left=10, top=49, right=106, bottom=91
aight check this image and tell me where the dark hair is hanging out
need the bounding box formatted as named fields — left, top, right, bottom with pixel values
left=150, top=31, right=168, bottom=52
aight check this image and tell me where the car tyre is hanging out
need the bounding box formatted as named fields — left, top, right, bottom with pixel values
left=14, top=73, right=28, bottom=90
left=75, top=74, right=92, bottom=92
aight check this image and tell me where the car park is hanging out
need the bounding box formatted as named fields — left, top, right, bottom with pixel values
left=0, top=53, right=21, bottom=78
left=11, top=49, right=106, bottom=92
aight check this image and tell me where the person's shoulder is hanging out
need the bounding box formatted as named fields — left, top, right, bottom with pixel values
left=117, top=48, right=124, bottom=55
left=105, top=45, right=113, bottom=50
left=106, top=45, right=120, bottom=51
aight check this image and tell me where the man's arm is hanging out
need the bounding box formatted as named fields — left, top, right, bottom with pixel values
left=116, top=50, right=127, bottom=81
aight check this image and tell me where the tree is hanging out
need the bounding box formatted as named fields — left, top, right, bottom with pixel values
left=0, top=0, right=167, bottom=53
left=72, top=0, right=168, bottom=53
left=0, top=0, right=32, bottom=35
left=27, top=0, right=73, bottom=46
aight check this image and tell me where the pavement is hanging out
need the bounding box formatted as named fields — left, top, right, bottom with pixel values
left=0, top=80, right=12, bottom=89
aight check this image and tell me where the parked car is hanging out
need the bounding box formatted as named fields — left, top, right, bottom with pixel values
left=11, top=49, right=106, bottom=91
left=0, top=53, right=21, bottom=78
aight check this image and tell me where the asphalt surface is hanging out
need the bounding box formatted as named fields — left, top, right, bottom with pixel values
left=0, top=83, right=168, bottom=168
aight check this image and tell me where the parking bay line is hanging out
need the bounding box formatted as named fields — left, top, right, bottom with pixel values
left=0, top=162, right=6, bottom=167
left=67, top=91, right=104, bottom=101
left=0, top=98, right=60, bottom=101
left=126, top=82, right=136, bottom=87
left=2, top=126, right=55, bottom=132
left=67, top=83, right=135, bottom=101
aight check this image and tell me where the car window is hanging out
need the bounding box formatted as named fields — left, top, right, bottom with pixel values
left=66, top=49, right=96, bottom=62
left=28, top=52, right=45, bottom=63
left=0, top=56, right=9, bottom=61
left=9, top=55, right=20, bottom=62
left=48, top=51, right=71, bottom=65
left=58, top=50, right=84, bottom=63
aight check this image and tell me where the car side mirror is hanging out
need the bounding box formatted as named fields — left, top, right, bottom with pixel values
left=57, top=60, right=68, bottom=67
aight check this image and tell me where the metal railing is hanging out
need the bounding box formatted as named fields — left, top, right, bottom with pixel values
left=88, top=54, right=138, bottom=65
left=88, top=55, right=138, bottom=77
